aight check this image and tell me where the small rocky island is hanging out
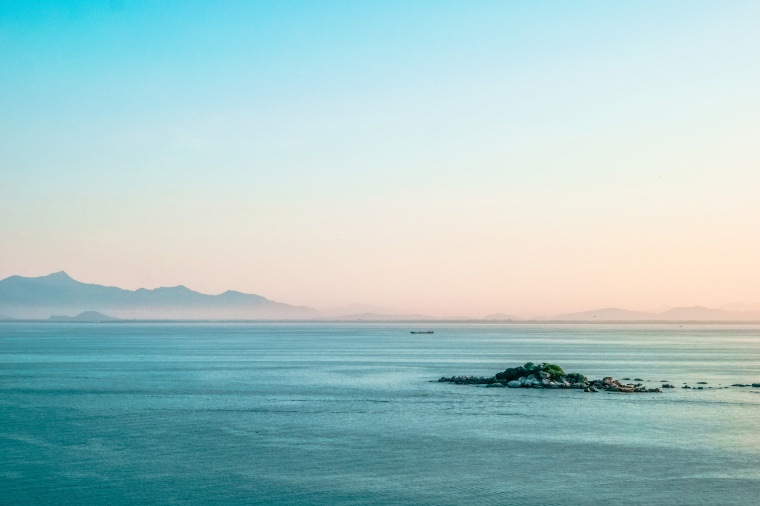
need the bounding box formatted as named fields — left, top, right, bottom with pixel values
left=438, top=362, right=664, bottom=393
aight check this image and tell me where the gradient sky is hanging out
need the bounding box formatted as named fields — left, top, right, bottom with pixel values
left=1, top=1, right=759, bottom=317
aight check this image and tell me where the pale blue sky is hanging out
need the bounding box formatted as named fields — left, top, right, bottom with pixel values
left=1, top=1, right=759, bottom=316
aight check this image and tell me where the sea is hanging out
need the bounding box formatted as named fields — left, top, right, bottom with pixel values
left=2, top=322, right=760, bottom=505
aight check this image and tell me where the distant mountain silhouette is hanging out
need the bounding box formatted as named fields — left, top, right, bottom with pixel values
left=321, top=312, right=439, bottom=321
left=546, top=307, right=654, bottom=321
left=3, top=272, right=759, bottom=322
left=0, top=272, right=318, bottom=320
left=481, top=313, right=522, bottom=320
left=657, top=305, right=760, bottom=321
left=319, top=303, right=408, bottom=318
left=544, top=306, right=760, bottom=322
left=49, top=311, right=118, bottom=322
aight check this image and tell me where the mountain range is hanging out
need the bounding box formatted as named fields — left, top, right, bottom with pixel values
left=1, top=272, right=759, bottom=322
left=528, top=306, right=760, bottom=322
left=0, top=272, right=317, bottom=320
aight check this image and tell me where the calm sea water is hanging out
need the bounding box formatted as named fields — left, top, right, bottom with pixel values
left=2, top=323, right=760, bottom=505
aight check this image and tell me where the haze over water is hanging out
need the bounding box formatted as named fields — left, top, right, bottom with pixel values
left=2, top=323, right=760, bottom=505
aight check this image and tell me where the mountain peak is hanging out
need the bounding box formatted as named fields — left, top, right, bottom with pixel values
left=31, top=271, right=79, bottom=285
left=152, top=285, right=193, bottom=293
left=45, top=271, right=74, bottom=280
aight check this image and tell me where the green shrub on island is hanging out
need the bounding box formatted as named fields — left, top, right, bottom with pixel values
left=494, top=362, right=586, bottom=383
left=541, top=363, right=565, bottom=378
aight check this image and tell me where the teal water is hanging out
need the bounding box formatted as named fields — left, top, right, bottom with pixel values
left=2, top=323, right=760, bottom=505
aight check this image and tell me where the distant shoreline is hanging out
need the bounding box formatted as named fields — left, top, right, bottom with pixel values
left=3, top=319, right=760, bottom=325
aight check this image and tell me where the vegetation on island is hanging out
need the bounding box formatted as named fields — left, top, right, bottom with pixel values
left=494, top=362, right=586, bottom=384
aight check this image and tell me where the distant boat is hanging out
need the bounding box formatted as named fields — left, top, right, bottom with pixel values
left=410, top=330, right=434, bottom=334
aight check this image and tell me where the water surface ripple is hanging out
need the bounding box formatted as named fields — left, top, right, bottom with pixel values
left=2, top=323, right=760, bottom=505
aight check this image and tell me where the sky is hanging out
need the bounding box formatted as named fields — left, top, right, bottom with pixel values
left=1, top=0, right=759, bottom=318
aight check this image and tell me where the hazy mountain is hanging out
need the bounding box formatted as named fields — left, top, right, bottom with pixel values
left=320, top=303, right=406, bottom=318
left=481, top=313, right=522, bottom=320
left=657, top=306, right=760, bottom=321
left=0, top=313, right=15, bottom=321
left=545, top=307, right=655, bottom=321
left=545, top=306, right=760, bottom=322
left=0, top=272, right=318, bottom=320
left=4, top=272, right=759, bottom=322
left=49, top=311, right=119, bottom=322
left=321, top=312, right=438, bottom=321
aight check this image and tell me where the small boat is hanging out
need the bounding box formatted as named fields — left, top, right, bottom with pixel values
left=410, top=330, right=434, bottom=334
